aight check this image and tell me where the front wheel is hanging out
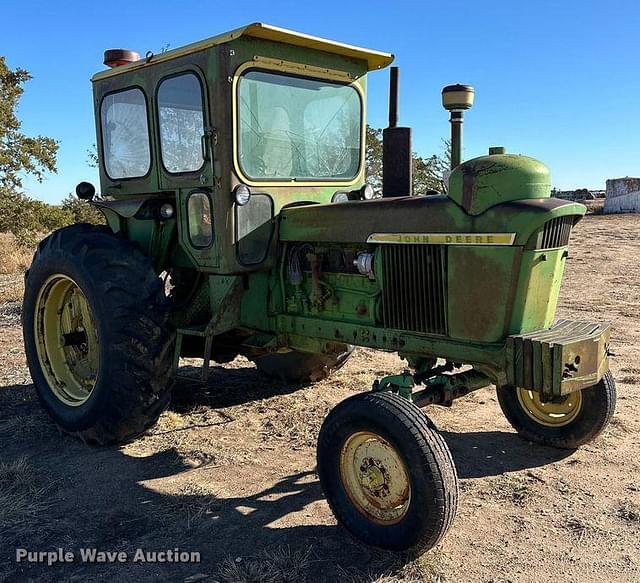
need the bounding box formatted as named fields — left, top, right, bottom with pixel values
left=317, top=392, right=458, bottom=555
left=497, top=371, right=616, bottom=449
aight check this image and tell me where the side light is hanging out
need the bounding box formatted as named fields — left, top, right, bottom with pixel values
left=332, top=191, right=350, bottom=203
left=234, top=184, right=251, bottom=206
left=361, top=184, right=374, bottom=200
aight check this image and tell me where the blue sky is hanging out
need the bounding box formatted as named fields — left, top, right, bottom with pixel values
left=2, top=0, right=639, bottom=203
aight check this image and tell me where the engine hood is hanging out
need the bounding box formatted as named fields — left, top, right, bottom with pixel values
left=278, top=195, right=584, bottom=246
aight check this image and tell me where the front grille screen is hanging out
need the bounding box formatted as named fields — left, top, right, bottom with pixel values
left=381, top=245, right=447, bottom=335
left=540, top=216, right=573, bottom=249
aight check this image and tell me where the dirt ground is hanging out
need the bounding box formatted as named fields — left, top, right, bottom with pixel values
left=1, top=214, right=639, bottom=583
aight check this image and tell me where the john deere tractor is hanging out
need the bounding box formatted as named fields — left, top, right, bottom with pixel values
left=23, top=23, right=614, bottom=555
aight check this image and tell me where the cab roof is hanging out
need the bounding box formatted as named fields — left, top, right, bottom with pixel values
left=92, top=22, right=395, bottom=82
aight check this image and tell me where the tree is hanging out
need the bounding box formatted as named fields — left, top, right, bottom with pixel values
left=413, top=152, right=447, bottom=194
left=365, top=126, right=384, bottom=192
left=61, top=193, right=104, bottom=225
left=365, top=125, right=450, bottom=195
left=0, top=57, right=59, bottom=245
left=0, top=57, right=58, bottom=192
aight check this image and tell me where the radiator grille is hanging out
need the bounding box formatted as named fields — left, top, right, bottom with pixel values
left=381, top=245, right=447, bottom=335
left=540, top=216, right=573, bottom=249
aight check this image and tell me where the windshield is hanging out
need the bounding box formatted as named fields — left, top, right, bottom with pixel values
left=237, top=70, right=362, bottom=181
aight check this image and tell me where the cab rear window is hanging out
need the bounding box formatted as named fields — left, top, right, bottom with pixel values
left=100, top=87, right=151, bottom=180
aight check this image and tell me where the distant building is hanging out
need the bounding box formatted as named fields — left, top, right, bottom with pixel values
left=553, top=188, right=605, bottom=201
left=604, top=177, right=640, bottom=213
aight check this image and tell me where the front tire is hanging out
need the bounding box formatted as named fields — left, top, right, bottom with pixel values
left=497, top=371, right=616, bottom=449
left=317, top=392, right=458, bottom=555
left=23, top=224, right=174, bottom=445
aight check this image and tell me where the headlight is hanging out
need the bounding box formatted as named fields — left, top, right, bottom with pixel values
left=234, top=184, right=251, bottom=206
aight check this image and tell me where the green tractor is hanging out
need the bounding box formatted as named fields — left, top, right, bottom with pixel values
left=23, top=23, right=615, bottom=555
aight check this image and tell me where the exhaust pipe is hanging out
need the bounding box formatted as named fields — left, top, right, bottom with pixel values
left=382, top=67, right=412, bottom=197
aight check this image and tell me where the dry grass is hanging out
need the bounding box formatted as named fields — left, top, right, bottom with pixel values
left=0, top=413, right=53, bottom=437
left=0, top=457, right=53, bottom=533
left=561, top=516, right=606, bottom=542
left=261, top=395, right=332, bottom=448
left=0, top=274, right=23, bottom=304
left=0, top=233, right=33, bottom=275
left=490, top=475, right=533, bottom=506
left=218, top=546, right=314, bottom=583
left=0, top=233, right=31, bottom=303
left=165, top=482, right=221, bottom=529
left=340, top=552, right=446, bottom=583
left=616, top=501, right=640, bottom=524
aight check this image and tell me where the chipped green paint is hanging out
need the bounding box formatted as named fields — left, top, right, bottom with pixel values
left=449, top=154, right=551, bottom=215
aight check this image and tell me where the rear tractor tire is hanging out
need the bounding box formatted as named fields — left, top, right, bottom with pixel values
left=317, top=392, right=458, bottom=555
left=22, top=224, right=175, bottom=445
left=252, top=344, right=353, bottom=383
left=497, top=371, right=616, bottom=449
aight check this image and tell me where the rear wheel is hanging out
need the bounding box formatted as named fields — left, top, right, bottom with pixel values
left=23, top=224, right=174, bottom=445
left=252, top=345, right=353, bottom=383
left=497, top=371, right=616, bottom=449
left=317, top=392, right=458, bottom=555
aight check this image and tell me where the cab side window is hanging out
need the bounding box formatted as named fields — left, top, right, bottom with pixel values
left=187, top=191, right=213, bottom=248
left=100, top=87, right=151, bottom=180
left=157, top=73, right=205, bottom=174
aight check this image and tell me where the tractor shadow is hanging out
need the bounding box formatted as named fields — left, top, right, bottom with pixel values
left=171, top=361, right=306, bottom=411
left=0, top=380, right=409, bottom=583
left=440, top=429, right=573, bottom=479
left=0, top=375, right=572, bottom=582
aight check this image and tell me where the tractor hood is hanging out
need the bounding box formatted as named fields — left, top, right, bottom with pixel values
left=448, top=154, right=551, bottom=216
left=278, top=194, right=584, bottom=247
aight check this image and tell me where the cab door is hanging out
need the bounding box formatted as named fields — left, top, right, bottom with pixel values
left=155, top=67, right=218, bottom=269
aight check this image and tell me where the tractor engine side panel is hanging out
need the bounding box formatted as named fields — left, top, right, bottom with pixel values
left=446, top=246, right=522, bottom=343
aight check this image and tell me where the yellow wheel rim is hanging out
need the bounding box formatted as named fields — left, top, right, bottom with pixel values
left=339, top=431, right=411, bottom=525
left=34, top=274, right=99, bottom=407
left=517, top=388, right=582, bottom=428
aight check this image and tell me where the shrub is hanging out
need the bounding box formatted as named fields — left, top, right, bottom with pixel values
left=0, top=190, right=104, bottom=248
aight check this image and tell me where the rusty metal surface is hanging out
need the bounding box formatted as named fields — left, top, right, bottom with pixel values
left=448, top=154, right=555, bottom=216
left=279, top=195, right=583, bottom=246
left=92, top=22, right=393, bottom=82
left=506, top=319, right=610, bottom=396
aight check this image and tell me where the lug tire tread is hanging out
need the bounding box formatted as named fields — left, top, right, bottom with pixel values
left=23, top=223, right=174, bottom=445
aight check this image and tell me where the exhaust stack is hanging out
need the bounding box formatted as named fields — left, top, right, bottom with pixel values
left=442, top=84, right=474, bottom=169
left=382, top=67, right=412, bottom=197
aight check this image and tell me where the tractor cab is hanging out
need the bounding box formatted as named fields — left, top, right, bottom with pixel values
left=90, top=23, right=389, bottom=274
